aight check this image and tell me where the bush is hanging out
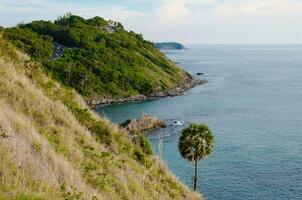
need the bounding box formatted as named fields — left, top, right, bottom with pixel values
left=133, top=133, right=153, bottom=155
left=3, top=28, right=53, bottom=59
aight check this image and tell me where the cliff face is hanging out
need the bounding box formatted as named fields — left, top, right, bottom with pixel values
left=0, top=33, right=201, bottom=199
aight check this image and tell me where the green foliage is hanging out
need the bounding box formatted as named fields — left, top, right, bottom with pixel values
left=179, top=123, right=215, bottom=162
left=132, top=133, right=153, bottom=167
left=3, top=28, right=53, bottom=59
left=4, top=14, right=189, bottom=98
left=62, top=98, right=113, bottom=145
left=0, top=37, right=19, bottom=61
left=86, top=16, right=107, bottom=27
left=133, top=133, right=153, bottom=155
left=60, top=183, right=84, bottom=200
left=11, top=194, right=40, bottom=200
left=133, top=149, right=149, bottom=166
left=31, top=143, right=41, bottom=152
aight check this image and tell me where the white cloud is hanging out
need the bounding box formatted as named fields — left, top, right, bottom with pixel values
left=158, top=1, right=190, bottom=24
left=1, top=0, right=302, bottom=44
left=220, top=0, right=302, bottom=16
left=0, top=0, right=141, bottom=26
left=185, top=0, right=302, bottom=16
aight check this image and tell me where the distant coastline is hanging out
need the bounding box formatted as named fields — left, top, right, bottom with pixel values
left=155, top=42, right=187, bottom=50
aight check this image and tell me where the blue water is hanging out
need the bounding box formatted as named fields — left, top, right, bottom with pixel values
left=96, top=45, right=302, bottom=200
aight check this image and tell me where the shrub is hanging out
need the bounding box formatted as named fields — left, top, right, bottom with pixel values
left=133, top=133, right=153, bottom=155
left=3, top=28, right=53, bottom=59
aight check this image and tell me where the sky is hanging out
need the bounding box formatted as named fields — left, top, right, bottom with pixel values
left=0, top=0, right=302, bottom=44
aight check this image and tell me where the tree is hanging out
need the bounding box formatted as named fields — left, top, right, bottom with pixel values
left=178, top=123, right=215, bottom=192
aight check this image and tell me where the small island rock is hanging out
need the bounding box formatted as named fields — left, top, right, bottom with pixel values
left=120, top=114, right=166, bottom=133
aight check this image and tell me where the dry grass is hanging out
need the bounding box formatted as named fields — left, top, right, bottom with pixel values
left=0, top=57, right=104, bottom=199
left=0, top=37, right=202, bottom=200
left=0, top=99, right=104, bottom=199
left=0, top=143, right=60, bottom=200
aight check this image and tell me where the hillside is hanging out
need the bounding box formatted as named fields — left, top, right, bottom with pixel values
left=0, top=19, right=201, bottom=199
left=155, top=42, right=186, bottom=50
left=2, top=14, right=199, bottom=107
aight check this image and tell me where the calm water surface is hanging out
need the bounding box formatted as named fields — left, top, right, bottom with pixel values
left=96, top=45, right=302, bottom=200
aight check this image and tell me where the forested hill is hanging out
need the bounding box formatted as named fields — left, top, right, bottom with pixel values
left=3, top=14, right=190, bottom=101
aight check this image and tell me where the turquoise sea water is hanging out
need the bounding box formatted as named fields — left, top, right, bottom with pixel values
left=96, top=45, right=302, bottom=200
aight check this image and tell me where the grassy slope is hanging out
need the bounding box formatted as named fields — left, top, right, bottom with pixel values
left=3, top=15, right=190, bottom=100
left=0, top=35, right=200, bottom=199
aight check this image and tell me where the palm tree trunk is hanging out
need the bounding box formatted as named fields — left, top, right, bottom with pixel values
left=194, top=158, right=198, bottom=191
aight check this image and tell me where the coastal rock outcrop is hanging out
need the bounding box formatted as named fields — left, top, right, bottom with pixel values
left=120, top=114, right=166, bottom=133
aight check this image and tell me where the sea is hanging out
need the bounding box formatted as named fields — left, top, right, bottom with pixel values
left=96, top=45, right=302, bottom=200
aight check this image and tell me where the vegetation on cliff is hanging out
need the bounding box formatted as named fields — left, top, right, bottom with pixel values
left=0, top=18, right=201, bottom=199
left=3, top=14, right=190, bottom=101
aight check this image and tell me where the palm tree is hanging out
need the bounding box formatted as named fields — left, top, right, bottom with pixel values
left=178, top=123, right=215, bottom=191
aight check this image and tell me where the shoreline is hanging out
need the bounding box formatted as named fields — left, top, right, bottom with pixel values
left=87, top=76, right=207, bottom=108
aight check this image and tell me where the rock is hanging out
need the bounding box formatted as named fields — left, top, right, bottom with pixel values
left=174, top=121, right=184, bottom=126
left=120, top=119, right=132, bottom=127
left=120, top=114, right=166, bottom=133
